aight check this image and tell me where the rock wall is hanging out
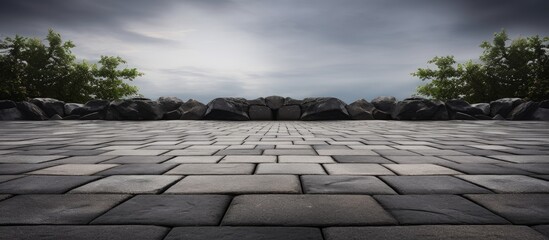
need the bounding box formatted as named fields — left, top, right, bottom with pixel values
left=1, top=96, right=548, bottom=121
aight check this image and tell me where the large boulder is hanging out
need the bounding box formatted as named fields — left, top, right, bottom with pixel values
left=532, top=108, right=549, bottom=121
left=0, top=100, right=23, bottom=120
left=509, top=101, right=539, bottom=120
left=471, top=103, right=491, bottom=116
left=157, top=97, right=184, bottom=113
left=372, top=109, right=392, bottom=120
left=16, top=102, right=48, bottom=120
left=247, top=98, right=266, bottom=106
left=180, top=99, right=207, bottom=120
left=300, top=97, right=350, bottom=120
left=539, top=100, right=549, bottom=109
left=277, top=105, right=301, bottom=120
left=372, top=96, right=397, bottom=114
left=30, top=98, right=65, bottom=117
left=71, top=100, right=110, bottom=116
left=392, top=98, right=448, bottom=120
left=64, top=103, right=84, bottom=116
left=249, top=105, right=273, bottom=120
left=265, top=96, right=285, bottom=110
left=203, top=98, right=249, bottom=120
left=284, top=97, right=303, bottom=106
left=445, top=99, right=484, bottom=119
left=111, top=99, right=163, bottom=120
left=490, top=98, right=525, bottom=117
left=346, top=99, right=374, bottom=120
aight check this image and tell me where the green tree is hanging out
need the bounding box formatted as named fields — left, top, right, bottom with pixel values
left=0, top=29, right=142, bottom=102
left=413, top=30, right=549, bottom=102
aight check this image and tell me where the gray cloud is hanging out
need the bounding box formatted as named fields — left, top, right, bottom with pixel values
left=1, top=0, right=548, bottom=103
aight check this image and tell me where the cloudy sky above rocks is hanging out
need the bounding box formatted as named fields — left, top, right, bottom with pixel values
left=1, top=0, right=548, bottom=103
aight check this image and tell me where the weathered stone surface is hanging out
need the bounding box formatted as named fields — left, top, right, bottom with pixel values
left=374, top=195, right=509, bottom=224
left=0, top=100, right=16, bottom=109
left=30, top=164, right=118, bottom=175
left=372, top=96, right=397, bottom=114
left=165, top=227, right=323, bottom=240
left=249, top=105, right=273, bottom=120
left=324, top=163, right=394, bottom=175
left=533, top=107, right=549, bottom=120
left=323, top=226, right=547, bottom=240
left=0, top=194, right=129, bottom=224
left=80, top=111, right=104, bottom=120
left=392, top=98, right=448, bottom=120
left=92, top=195, right=231, bottom=226
left=265, top=96, right=285, bottom=110
left=165, top=175, right=301, bottom=194
left=71, top=99, right=110, bottom=116
left=71, top=175, right=181, bottom=194
left=471, top=103, right=491, bottom=115
left=0, top=175, right=100, bottom=194
left=509, top=101, right=539, bottom=120
left=454, top=112, right=477, bottom=120
left=164, top=109, right=183, bottom=120
left=97, top=164, right=177, bottom=175
left=256, top=163, right=326, bottom=174
left=158, top=96, right=184, bottom=112
left=301, top=175, right=397, bottom=194
left=222, top=194, right=397, bottom=226
left=301, top=97, right=350, bottom=120
left=49, top=114, right=63, bottom=120
left=346, top=99, right=375, bottom=120
left=180, top=99, right=207, bottom=120
left=372, top=109, right=393, bottom=120
left=16, top=101, right=48, bottom=120
left=111, top=99, right=163, bottom=120
left=457, top=175, right=549, bottom=193
left=0, top=106, right=23, bottom=120
left=64, top=102, right=84, bottom=115
left=284, top=97, right=303, bottom=106
left=0, top=225, right=169, bottom=240
left=30, top=98, right=65, bottom=117
left=466, top=194, right=549, bottom=224
left=204, top=98, right=249, bottom=120
left=380, top=176, right=491, bottom=194
left=247, top=97, right=266, bottom=106
left=446, top=99, right=484, bottom=117
left=384, top=164, right=461, bottom=175
left=166, top=163, right=255, bottom=175
left=490, top=98, right=525, bottom=117
left=277, top=105, right=301, bottom=120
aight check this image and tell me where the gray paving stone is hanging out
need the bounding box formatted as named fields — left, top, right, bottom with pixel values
left=165, top=175, right=301, bottom=194
left=0, top=225, right=169, bottom=240
left=216, top=149, right=263, bottom=155
left=222, top=194, right=397, bottom=226
left=497, top=163, right=549, bottom=174
left=278, top=156, right=334, bottom=163
left=263, top=149, right=317, bottom=155
left=457, top=175, right=549, bottom=193
left=440, top=163, right=531, bottom=175
left=29, top=164, right=119, bottom=175
left=490, top=155, right=549, bottom=163
left=373, top=149, right=420, bottom=156
left=164, top=149, right=220, bottom=156
left=533, top=225, right=549, bottom=238
left=323, top=225, right=547, bottom=240
left=92, top=195, right=231, bottom=226
left=0, top=155, right=65, bottom=163
left=316, top=149, right=378, bottom=156
left=97, top=164, right=177, bottom=175
left=380, top=176, right=491, bottom=194
left=384, top=164, right=461, bottom=175
left=0, top=163, right=54, bottom=174
left=71, top=175, right=181, bottom=194
left=166, top=164, right=255, bottom=175
left=324, top=164, right=394, bottom=175
left=164, top=227, right=323, bottom=240
left=46, top=155, right=117, bottom=164
left=0, top=194, right=10, bottom=201
left=0, top=175, right=100, bottom=194
left=440, top=155, right=508, bottom=164
left=384, top=156, right=454, bottom=164
left=332, top=155, right=393, bottom=163
left=0, top=175, right=22, bottom=183
left=103, top=156, right=173, bottom=164
left=165, top=156, right=222, bottom=163
left=374, top=195, right=509, bottom=224
left=0, top=194, right=129, bottom=224
left=466, top=194, right=549, bottom=224
left=255, top=163, right=326, bottom=175
left=220, top=155, right=277, bottom=163
left=102, top=150, right=168, bottom=156
left=301, top=175, right=397, bottom=194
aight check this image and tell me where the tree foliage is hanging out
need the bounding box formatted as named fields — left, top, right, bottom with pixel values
left=0, top=29, right=142, bottom=102
left=412, top=30, right=549, bottom=102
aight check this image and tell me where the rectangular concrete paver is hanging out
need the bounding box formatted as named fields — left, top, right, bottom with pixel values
left=466, top=194, right=549, bottom=224
left=383, top=164, right=462, bottom=175
left=301, top=175, right=397, bottom=194
left=0, top=225, right=169, bottom=240
left=166, top=164, right=255, bottom=175
left=324, top=163, right=394, bottom=175
left=255, top=163, right=326, bottom=175
left=457, top=175, right=549, bottom=193
left=164, top=227, right=323, bottom=240
left=71, top=175, right=181, bottom=194
left=165, top=175, right=301, bottom=194
left=29, top=164, right=118, bottom=175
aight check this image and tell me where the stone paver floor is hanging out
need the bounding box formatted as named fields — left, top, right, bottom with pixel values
left=0, top=120, right=548, bottom=239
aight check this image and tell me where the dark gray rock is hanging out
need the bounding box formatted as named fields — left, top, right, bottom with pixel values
left=284, top=97, right=303, bottom=106
left=203, top=98, right=249, bottom=120
left=164, top=109, right=182, bottom=120
left=471, top=103, right=491, bottom=115
left=16, top=101, right=48, bottom=120
left=380, top=176, right=490, bottom=194
left=533, top=107, right=549, bottom=121
left=0, top=107, right=23, bottom=120
left=490, top=98, right=525, bottom=117
left=278, top=105, right=301, bottom=120
left=301, top=97, right=350, bottom=120
left=466, top=194, right=549, bottom=224
left=111, top=99, right=163, bottom=120
left=372, top=109, right=392, bottom=120
left=165, top=227, right=323, bottom=240
left=91, top=195, right=231, bottom=226
left=0, top=100, right=16, bottom=109
left=249, top=105, right=273, bottom=120
left=392, top=98, right=447, bottom=120
left=181, top=100, right=207, bottom=120
left=474, top=114, right=493, bottom=120
left=49, top=114, right=63, bottom=120
left=158, top=96, right=184, bottom=112
left=62, top=115, right=80, bottom=120
left=79, top=112, right=103, bottom=120
left=533, top=225, right=549, bottom=238
left=446, top=99, right=484, bottom=117
left=493, top=114, right=506, bottom=120
left=30, top=98, right=65, bottom=117
left=454, top=112, right=477, bottom=120
left=247, top=97, right=266, bottom=106
left=539, top=100, right=549, bottom=109
left=265, top=96, right=285, bottom=110
left=509, top=101, right=539, bottom=120
left=372, top=96, right=397, bottom=114
left=64, top=103, right=83, bottom=115
left=0, top=226, right=169, bottom=240
left=346, top=99, right=375, bottom=120
left=71, top=100, right=110, bottom=116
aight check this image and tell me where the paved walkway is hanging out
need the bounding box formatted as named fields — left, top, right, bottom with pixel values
left=0, top=120, right=548, bottom=240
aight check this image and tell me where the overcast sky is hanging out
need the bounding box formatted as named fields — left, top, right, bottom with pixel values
left=1, top=0, right=548, bottom=103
